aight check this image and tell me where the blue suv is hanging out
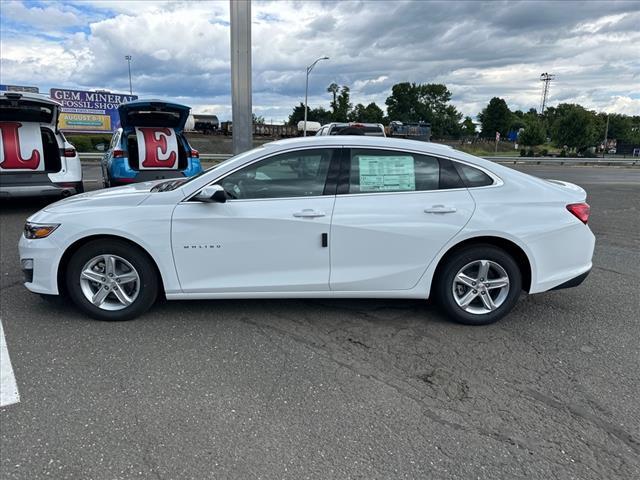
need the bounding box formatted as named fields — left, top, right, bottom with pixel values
left=101, top=99, right=202, bottom=187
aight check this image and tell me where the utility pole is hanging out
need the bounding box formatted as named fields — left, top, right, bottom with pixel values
left=125, top=55, right=132, bottom=94
left=539, top=72, right=555, bottom=114
left=603, top=114, right=609, bottom=158
left=230, top=0, right=252, bottom=154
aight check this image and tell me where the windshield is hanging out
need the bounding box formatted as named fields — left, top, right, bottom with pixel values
left=150, top=146, right=266, bottom=192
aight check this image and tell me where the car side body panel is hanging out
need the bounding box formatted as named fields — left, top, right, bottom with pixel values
left=18, top=136, right=596, bottom=305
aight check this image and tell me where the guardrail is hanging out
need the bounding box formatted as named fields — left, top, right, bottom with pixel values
left=487, top=157, right=638, bottom=167
left=79, top=152, right=638, bottom=166
left=79, top=152, right=230, bottom=161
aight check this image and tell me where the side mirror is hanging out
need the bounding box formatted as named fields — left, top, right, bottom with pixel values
left=194, top=184, right=227, bottom=203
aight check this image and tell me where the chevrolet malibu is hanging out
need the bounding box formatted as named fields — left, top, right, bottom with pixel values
left=19, top=136, right=595, bottom=325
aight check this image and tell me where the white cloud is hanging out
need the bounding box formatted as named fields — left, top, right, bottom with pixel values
left=1, top=0, right=639, bottom=121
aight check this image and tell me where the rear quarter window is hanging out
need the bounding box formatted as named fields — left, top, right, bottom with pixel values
left=454, top=162, right=495, bottom=187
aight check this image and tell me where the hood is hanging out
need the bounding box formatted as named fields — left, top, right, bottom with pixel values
left=0, top=92, right=60, bottom=128
left=43, top=181, right=162, bottom=214
left=117, top=99, right=190, bottom=131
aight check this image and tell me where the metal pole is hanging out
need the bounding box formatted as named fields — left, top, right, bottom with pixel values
left=230, top=0, right=252, bottom=154
left=603, top=114, right=609, bottom=158
left=304, top=68, right=309, bottom=136
left=303, top=56, right=329, bottom=137
left=125, top=55, right=132, bottom=95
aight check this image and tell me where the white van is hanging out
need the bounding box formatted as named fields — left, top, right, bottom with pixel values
left=315, top=122, right=386, bottom=137
left=0, top=92, right=83, bottom=198
left=297, top=120, right=322, bottom=134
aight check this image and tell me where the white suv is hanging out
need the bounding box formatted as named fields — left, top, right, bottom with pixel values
left=0, top=92, right=83, bottom=198
left=316, top=122, right=386, bottom=137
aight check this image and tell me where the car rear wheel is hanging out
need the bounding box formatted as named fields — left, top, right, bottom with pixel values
left=434, top=245, right=522, bottom=325
left=65, top=239, right=158, bottom=321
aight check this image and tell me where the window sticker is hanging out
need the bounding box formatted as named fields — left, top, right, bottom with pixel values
left=135, top=127, right=179, bottom=170
left=357, top=155, right=415, bottom=192
left=0, top=122, right=44, bottom=172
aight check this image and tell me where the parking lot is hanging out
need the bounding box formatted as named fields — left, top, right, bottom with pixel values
left=1, top=164, right=639, bottom=479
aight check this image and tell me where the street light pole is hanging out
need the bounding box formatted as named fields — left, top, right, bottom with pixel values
left=125, top=55, right=132, bottom=95
left=303, top=56, right=329, bottom=136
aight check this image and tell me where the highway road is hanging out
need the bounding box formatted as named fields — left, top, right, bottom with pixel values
left=1, top=165, right=639, bottom=479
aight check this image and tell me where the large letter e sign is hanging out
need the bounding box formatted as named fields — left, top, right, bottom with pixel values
left=136, top=127, right=179, bottom=170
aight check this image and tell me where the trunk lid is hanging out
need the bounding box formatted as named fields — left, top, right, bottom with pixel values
left=0, top=92, right=60, bottom=128
left=544, top=179, right=587, bottom=201
left=118, top=99, right=190, bottom=132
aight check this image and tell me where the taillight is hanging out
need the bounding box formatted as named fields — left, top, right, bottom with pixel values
left=63, top=148, right=76, bottom=157
left=567, top=203, right=590, bottom=224
left=113, top=149, right=125, bottom=158
left=190, top=149, right=199, bottom=158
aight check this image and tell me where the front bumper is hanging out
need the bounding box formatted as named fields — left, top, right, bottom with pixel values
left=18, top=233, right=62, bottom=295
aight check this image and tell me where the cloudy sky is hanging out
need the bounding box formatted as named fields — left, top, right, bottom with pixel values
left=1, top=0, right=639, bottom=122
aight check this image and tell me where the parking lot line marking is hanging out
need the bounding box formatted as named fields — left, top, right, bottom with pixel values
left=0, top=319, right=20, bottom=407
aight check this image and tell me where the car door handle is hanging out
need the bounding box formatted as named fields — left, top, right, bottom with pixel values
left=424, top=205, right=457, bottom=214
left=293, top=209, right=326, bottom=218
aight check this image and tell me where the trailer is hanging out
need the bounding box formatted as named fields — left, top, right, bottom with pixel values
left=220, top=122, right=298, bottom=137
left=387, top=121, right=431, bottom=140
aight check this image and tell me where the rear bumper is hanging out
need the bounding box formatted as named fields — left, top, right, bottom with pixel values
left=107, top=157, right=202, bottom=185
left=0, top=183, right=82, bottom=198
left=551, top=268, right=591, bottom=290
left=110, top=170, right=185, bottom=186
left=1, top=171, right=82, bottom=198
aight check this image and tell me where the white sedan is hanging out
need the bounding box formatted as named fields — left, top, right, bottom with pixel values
left=19, top=136, right=595, bottom=325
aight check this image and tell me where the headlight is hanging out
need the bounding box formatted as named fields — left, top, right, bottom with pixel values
left=24, top=222, right=60, bottom=239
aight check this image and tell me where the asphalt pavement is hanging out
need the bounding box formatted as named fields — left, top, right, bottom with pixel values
left=1, top=165, right=639, bottom=479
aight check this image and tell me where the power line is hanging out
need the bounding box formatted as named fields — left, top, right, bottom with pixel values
left=539, top=72, right=555, bottom=114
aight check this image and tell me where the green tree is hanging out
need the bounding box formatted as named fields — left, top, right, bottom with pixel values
left=549, top=104, right=598, bottom=152
left=385, top=82, right=421, bottom=122
left=252, top=113, right=265, bottom=124
left=287, top=103, right=331, bottom=126
left=385, top=82, right=462, bottom=137
left=348, top=102, right=385, bottom=123
left=460, top=116, right=476, bottom=136
left=327, top=83, right=339, bottom=115
left=333, top=86, right=352, bottom=122
left=478, top=97, right=512, bottom=137
left=519, top=117, right=546, bottom=146
left=597, top=113, right=634, bottom=141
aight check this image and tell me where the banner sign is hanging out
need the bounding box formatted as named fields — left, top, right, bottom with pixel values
left=0, top=122, right=45, bottom=172
left=50, top=88, right=137, bottom=133
left=135, top=127, right=179, bottom=170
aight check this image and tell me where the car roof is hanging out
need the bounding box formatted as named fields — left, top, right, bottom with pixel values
left=267, top=135, right=453, bottom=153
left=0, top=91, right=62, bottom=107
left=322, top=122, right=382, bottom=127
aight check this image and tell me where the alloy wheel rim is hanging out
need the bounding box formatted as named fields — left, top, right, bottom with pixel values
left=452, top=260, right=510, bottom=315
left=79, top=254, right=140, bottom=311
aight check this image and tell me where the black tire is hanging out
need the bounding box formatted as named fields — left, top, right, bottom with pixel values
left=65, top=239, right=159, bottom=321
left=75, top=181, right=85, bottom=194
left=434, top=244, right=522, bottom=326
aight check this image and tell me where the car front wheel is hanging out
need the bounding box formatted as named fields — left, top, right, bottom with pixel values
left=65, top=239, right=158, bottom=321
left=435, top=245, right=522, bottom=325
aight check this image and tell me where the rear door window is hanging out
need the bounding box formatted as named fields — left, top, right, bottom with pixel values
left=342, top=149, right=465, bottom=194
